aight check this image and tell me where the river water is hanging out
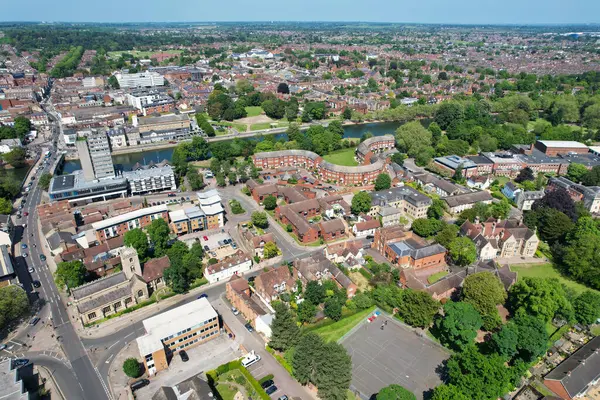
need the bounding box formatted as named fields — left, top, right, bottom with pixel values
left=62, top=121, right=403, bottom=173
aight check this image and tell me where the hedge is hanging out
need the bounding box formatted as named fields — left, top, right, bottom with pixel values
left=206, top=359, right=271, bottom=400
left=359, top=267, right=373, bottom=279
left=258, top=374, right=274, bottom=384
left=266, top=345, right=293, bottom=375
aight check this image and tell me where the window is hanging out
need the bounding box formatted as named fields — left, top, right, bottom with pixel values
left=125, top=297, right=132, bottom=305
left=88, top=312, right=97, bottom=320
left=137, top=290, right=144, bottom=297
left=103, top=306, right=111, bottom=314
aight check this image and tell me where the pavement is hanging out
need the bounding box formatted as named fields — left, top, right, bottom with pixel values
left=340, top=314, right=449, bottom=400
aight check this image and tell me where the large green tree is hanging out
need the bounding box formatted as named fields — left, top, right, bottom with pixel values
left=3, top=148, right=26, bottom=168
left=38, top=173, right=53, bottom=191
left=395, top=121, right=433, bottom=164
left=304, top=281, right=326, bottom=305
left=147, top=218, right=171, bottom=257
left=0, top=285, right=29, bottom=330
left=263, top=195, right=277, bottom=210
left=122, top=358, right=142, bottom=378
left=0, top=198, right=11, bottom=214
left=269, top=303, right=301, bottom=352
left=411, top=218, right=444, bottom=238
left=374, top=173, right=392, bottom=191
left=297, top=301, right=317, bottom=324
left=461, top=272, right=507, bottom=329
left=397, top=289, right=439, bottom=328
left=448, top=237, right=477, bottom=267
left=435, top=302, right=482, bottom=350
left=123, top=228, right=149, bottom=260
left=377, top=384, right=416, bottom=400
left=434, top=102, right=464, bottom=131
left=431, top=384, right=469, bottom=400
left=508, top=277, right=573, bottom=322
left=351, top=191, right=372, bottom=215
left=573, top=290, right=600, bottom=325
left=251, top=211, right=269, bottom=229
left=54, top=260, right=86, bottom=289
left=560, top=216, right=600, bottom=290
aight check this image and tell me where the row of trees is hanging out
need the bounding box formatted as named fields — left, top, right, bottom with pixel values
left=50, top=46, right=84, bottom=78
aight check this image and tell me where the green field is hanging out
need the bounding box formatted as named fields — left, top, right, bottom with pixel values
left=322, top=148, right=358, bottom=166
left=510, top=263, right=598, bottom=295
left=428, top=271, right=449, bottom=284
left=245, top=106, right=263, bottom=117
left=216, top=383, right=240, bottom=400
left=249, top=121, right=289, bottom=131
left=309, top=306, right=376, bottom=343
left=107, top=50, right=183, bottom=59
left=214, top=121, right=247, bottom=132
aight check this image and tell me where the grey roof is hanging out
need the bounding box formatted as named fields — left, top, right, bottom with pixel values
left=71, top=271, right=127, bottom=300
left=434, top=155, right=477, bottom=170
left=254, top=149, right=320, bottom=161
left=47, top=231, right=76, bottom=250
left=467, top=155, right=494, bottom=164
left=444, top=191, right=493, bottom=208
left=370, top=186, right=432, bottom=208
left=388, top=239, right=446, bottom=260
left=516, top=190, right=545, bottom=201
left=545, top=335, right=600, bottom=398
left=152, top=374, right=213, bottom=400
left=379, top=206, right=403, bottom=217
left=356, top=135, right=395, bottom=157
left=77, top=281, right=133, bottom=313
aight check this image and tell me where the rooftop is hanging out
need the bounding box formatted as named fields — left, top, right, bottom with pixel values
left=537, top=140, right=589, bottom=149
left=91, top=204, right=167, bottom=231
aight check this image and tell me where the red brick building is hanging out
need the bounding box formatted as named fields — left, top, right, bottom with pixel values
left=91, top=205, right=169, bottom=243
left=319, top=219, right=346, bottom=242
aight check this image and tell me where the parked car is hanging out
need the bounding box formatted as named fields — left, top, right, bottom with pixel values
left=39, top=255, right=46, bottom=261
left=197, top=293, right=208, bottom=300
left=32, top=281, right=41, bottom=288
left=22, top=253, right=28, bottom=258
left=0, top=344, right=6, bottom=351
left=23, top=212, right=29, bottom=216
left=179, top=350, right=189, bottom=362
left=29, top=317, right=40, bottom=325
left=12, top=359, right=29, bottom=368
left=203, top=236, right=209, bottom=241
left=278, top=396, right=289, bottom=400
left=21, top=244, right=27, bottom=249
left=266, top=385, right=278, bottom=395
left=130, top=379, right=150, bottom=392
left=28, top=266, right=34, bottom=273
left=204, top=245, right=209, bottom=252
left=231, top=307, right=239, bottom=316
left=260, top=380, right=274, bottom=389
left=240, top=351, right=260, bottom=368
left=244, top=323, right=254, bottom=333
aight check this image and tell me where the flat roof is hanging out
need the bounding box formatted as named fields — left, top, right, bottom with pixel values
left=0, top=245, right=14, bottom=278
left=91, top=204, right=167, bottom=230
left=537, top=140, right=588, bottom=149
left=137, top=298, right=218, bottom=355
left=49, top=170, right=128, bottom=195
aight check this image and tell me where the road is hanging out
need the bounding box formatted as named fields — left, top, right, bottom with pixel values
left=7, top=108, right=112, bottom=400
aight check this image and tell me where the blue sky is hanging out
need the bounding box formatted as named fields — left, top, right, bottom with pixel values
left=2, top=0, right=599, bottom=24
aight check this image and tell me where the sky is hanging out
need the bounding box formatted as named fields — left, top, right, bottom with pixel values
left=2, top=0, right=600, bottom=25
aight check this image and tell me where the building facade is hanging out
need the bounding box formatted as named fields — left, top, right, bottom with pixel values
left=75, top=130, right=115, bottom=180
left=91, top=204, right=169, bottom=243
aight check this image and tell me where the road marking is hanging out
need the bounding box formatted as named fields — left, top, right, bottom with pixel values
left=105, top=354, right=114, bottom=364
left=106, top=341, right=120, bottom=351
left=123, top=332, right=134, bottom=340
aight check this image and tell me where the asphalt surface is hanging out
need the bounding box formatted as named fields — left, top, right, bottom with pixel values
left=341, top=315, right=449, bottom=400
left=6, top=107, right=112, bottom=400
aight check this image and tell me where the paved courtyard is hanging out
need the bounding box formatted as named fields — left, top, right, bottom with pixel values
left=341, top=315, right=449, bottom=400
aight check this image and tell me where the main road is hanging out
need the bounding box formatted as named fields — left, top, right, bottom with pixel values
left=12, top=109, right=112, bottom=400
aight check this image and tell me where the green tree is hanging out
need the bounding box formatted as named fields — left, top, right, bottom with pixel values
left=397, top=289, right=439, bottom=328
left=13, top=116, right=31, bottom=138
left=122, top=358, right=142, bottom=378
left=567, top=163, right=589, bottom=183
left=435, top=302, right=482, bottom=350
left=573, top=290, right=600, bottom=325
left=427, top=198, right=446, bottom=220
left=324, top=297, right=343, bottom=321
left=351, top=191, right=372, bottom=215
left=583, top=103, right=600, bottom=129
left=513, top=313, right=549, bottom=362
left=490, top=322, right=519, bottom=359
left=146, top=218, right=170, bottom=257
left=123, top=229, right=149, bottom=260
left=304, top=280, right=326, bottom=305
left=107, top=75, right=120, bottom=89
left=263, top=242, right=280, bottom=259
left=508, top=277, right=573, bottom=322
left=251, top=211, right=269, bottom=229
left=431, top=384, right=469, bottom=400
left=0, top=198, right=11, bottom=214
left=374, top=173, right=391, bottom=191
left=293, top=332, right=324, bottom=384
left=342, top=108, right=352, bottom=120
left=448, top=237, right=477, bottom=266
left=461, top=272, right=507, bottom=320
left=315, top=341, right=352, bottom=400
left=3, top=148, right=26, bottom=168
left=561, top=216, right=600, bottom=290
left=515, top=167, right=534, bottom=183
left=263, top=195, right=277, bottom=210
left=269, top=303, right=301, bottom=352
left=297, top=301, right=317, bottom=324
left=38, top=173, right=52, bottom=190
left=54, top=260, right=86, bottom=289
left=0, top=285, right=29, bottom=330
left=411, top=218, right=444, bottom=237
left=435, top=224, right=459, bottom=248
left=377, top=384, right=416, bottom=400
left=434, top=102, right=464, bottom=130
left=395, top=121, right=433, bottom=162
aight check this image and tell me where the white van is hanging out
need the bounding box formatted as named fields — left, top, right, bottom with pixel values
left=241, top=351, right=261, bottom=368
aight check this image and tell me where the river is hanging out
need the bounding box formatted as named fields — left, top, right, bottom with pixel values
left=62, top=121, right=403, bottom=173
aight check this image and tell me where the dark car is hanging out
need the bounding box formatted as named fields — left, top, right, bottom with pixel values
left=40, top=255, right=46, bottom=261
left=244, top=323, right=254, bottom=333
left=32, top=281, right=41, bottom=288
left=130, top=379, right=150, bottom=392
left=179, top=350, right=189, bottom=362
left=12, top=359, right=29, bottom=368
left=266, top=385, right=278, bottom=395
left=197, top=293, right=208, bottom=300
left=204, top=245, right=209, bottom=252
left=260, top=379, right=274, bottom=389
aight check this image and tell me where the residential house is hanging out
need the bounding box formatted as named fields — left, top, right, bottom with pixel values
left=368, top=185, right=432, bottom=220
left=466, top=175, right=491, bottom=190
left=294, top=252, right=357, bottom=298
left=226, top=275, right=269, bottom=328
left=352, top=219, right=380, bottom=237
left=443, top=191, right=493, bottom=214
left=514, top=190, right=545, bottom=211
left=413, top=172, right=466, bottom=198
left=325, top=240, right=366, bottom=270
left=204, top=251, right=252, bottom=284
left=254, top=265, right=298, bottom=304
left=319, top=218, right=346, bottom=242
left=460, top=218, right=539, bottom=260
left=501, top=182, right=521, bottom=200
left=548, top=176, right=600, bottom=214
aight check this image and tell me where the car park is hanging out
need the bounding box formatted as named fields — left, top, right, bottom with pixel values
left=260, top=380, right=274, bottom=389
left=179, top=350, right=189, bottom=362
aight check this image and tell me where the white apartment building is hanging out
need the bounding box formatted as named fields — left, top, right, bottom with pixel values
left=115, top=71, right=165, bottom=88
left=123, top=164, right=176, bottom=195
left=204, top=252, right=253, bottom=284
left=126, top=90, right=169, bottom=110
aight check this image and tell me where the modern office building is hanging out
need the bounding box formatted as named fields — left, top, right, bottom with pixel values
left=122, top=163, right=176, bottom=195
left=76, top=130, right=115, bottom=180
left=196, top=189, right=225, bottom=229
left=48, top=170, right=128, bottom=203
left=114, top=71, right=165, bottom=88
left=169, top=206, right=206, bottom=235
left=136, top=298, right=220, bottom=376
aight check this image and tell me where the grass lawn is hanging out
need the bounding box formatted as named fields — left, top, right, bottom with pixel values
left=591, top=325, right=600, bottom=336
left=245, top=106, right=263, bottom=117
left=428, top=270, right=449, bottom=284
left=492, top=176, right=510, bottom=186
left=347, top=390, right=360, bottom=400
left=214, top=121, right=247, bottom=132
left=510, top=263, right=598, bottom=295
left=216, top=383, right=239, bottom=400
left=309, top=306, right=376, bottom=343
left=322, top=148, right=358, bottom=167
